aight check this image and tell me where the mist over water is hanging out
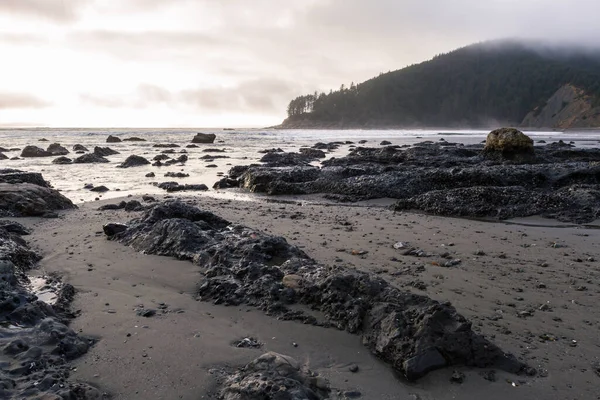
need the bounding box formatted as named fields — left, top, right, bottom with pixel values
left=1, top=127, right=599, bottom=204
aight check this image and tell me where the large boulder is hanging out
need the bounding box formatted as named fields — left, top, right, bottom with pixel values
left=106, top=135, right=122, bottom=143
left=484, top=128, right=534, bottom=153
left=117, top=155, right=151, bottom=168
left=74, top=153, right=109, bottom=163
left=20, top=145, right=52, bottom=157
left=94, top=146, right=119, bottom=157
left=47, top=143, right=69, bottom=155
left=191, top=133, right=216, bottom=144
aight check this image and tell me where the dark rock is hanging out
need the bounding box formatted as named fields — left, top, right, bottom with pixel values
left=299, top=148, right=327, bottom=158
left=157, top=182, right=208, bottom=192
left=99, top=201, right=126, bottom=211
left=450, top=370, right=466, bottom=384
left=136, top=308, right=156, bottom=317
left=90, top=185, right=109, bottom=192
left=218, top=352, right=330, bottom=399
left=206, top=164, right=218, bottom=168
left=259, top=151, right=315, bottom=166
left=94, top=146, right=120, bottom=156
left=145, top=172, right=156, bottom=178
left=47, top=143, right=69, bottom=155
left=202, top=148, right=226, bottom=153
left=258, top=148, right=284, bottom=154
left=106, top=135, right=122, bottom=143
left=52, top=156, right=72, bottom=164
left=122, top=137, right=146, bottom=142
left=20, top=145, right=52, bottom=157
left=164, top=172, right=189, bottom=178
left=0, top=171, right=75, bottom=217
left=213, top=178, right=239, bottom=189
left=313, top=142, right=340, bottom=151
left=74, top=153, right=109, bottom=163
left=38, top=138, right=49, bottom=141
left=191, top=133, right=216, bottom=144
left=153, top=143, right=180, bottom=148
left=73, top=144, right=88, bottom=152
left=0, top=152, right=7, bottom=160
left=0, top=220, right=31, bottom=235
left=117, top=155, right=151, bottom=168
left=380, top=140, right=392, bottom=145
left=109, top=201, right=527, bottom=381
left=153, top=154, right=170, bottom=161
left=164, top=155, right=188, bottom=165
left=186, top=144, right=199, bottom=148
left=142, top=195, right=156, bottom=202
left=103, top=222, right=128, bottom=236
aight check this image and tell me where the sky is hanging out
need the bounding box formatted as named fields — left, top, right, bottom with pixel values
left=1, top=0, right=600, bottom=128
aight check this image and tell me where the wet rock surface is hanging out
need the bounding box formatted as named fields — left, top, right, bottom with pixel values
left=74, top=153, right=110, bottom=164
left=93, top=147, right=119, bottom=157
left=108, top=201, right=527, bottom=381
left=0, top=170, right=76, bottom=217
left=0, top=220, right=102, bottom=399
left=47, top=143, right=69, bottom=156
left=222, top=131, right=600, bottom=223
left=106, top=135, right=121, bottom=143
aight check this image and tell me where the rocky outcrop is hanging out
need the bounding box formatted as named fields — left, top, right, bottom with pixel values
left=0, top=170, right=75, bottom=217
left=0, top=152, right=8, bottom=160
left=522, top=84, right=600, bottom=129
left=299, top=148, right=327, bottom=158
left=20, top=145, right=52, bottom=158
left=221, top=137, right=600, bottom=223
left=153, top=143, right=180, bottom=148
left=94, top=146, right=119, bottom=157
left=106, top=135, right=121, bottom=143
left=107, top=201, right=527, bottom=381
left=73, top=144, right=88, bottom=152
left=122, top=137, right=146, bottom=142
left=0, top=221, right=99, bottom=398
left=117, top=155, right=151, bottom=168
left=47, top=143, right=69, bottom=155
left=191, top=133, right=216, bottom=144
left=74, top=153, right=109, bottom=163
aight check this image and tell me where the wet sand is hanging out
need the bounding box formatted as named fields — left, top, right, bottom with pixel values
left=18, top=195, right=600, bottom=399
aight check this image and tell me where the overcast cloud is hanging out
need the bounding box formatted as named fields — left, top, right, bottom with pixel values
left=1, top=0, right=599, bottom=127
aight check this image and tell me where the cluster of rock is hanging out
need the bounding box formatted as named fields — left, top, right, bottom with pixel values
left=0, top=221, right=101, bottom=399
left=105, top=201, right=527, bottom=382
left=0, top=169, right=76, bottom=217
left=217, top=128, right=600, bottom=223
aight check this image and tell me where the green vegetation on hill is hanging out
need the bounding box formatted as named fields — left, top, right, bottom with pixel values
left=282, top=40, right=600, bottom=128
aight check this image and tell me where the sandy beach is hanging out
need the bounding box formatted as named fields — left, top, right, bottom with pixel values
left=13, top=193, right=599, bottom=399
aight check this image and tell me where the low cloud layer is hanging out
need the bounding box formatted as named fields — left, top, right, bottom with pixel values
left=0, top=93, right=50, bottom=109
left=1, top=0, right=600, bottom=126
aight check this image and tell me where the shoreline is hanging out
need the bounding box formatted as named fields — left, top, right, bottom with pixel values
left=11, top=193, right=600, bottom=399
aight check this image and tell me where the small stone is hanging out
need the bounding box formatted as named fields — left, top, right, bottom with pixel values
left=450, top=370, right=465, bottom=384
left=349, top=364, right=359, bottom=373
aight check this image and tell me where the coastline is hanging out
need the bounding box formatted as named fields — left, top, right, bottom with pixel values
left=13, top=193, right=600, bottom=399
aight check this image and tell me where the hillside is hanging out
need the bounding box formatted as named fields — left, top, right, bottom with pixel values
left=279, top=40, right=600, bottom=129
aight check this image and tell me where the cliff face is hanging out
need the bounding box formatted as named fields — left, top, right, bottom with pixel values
left=521, top=84, right=600, bottom=129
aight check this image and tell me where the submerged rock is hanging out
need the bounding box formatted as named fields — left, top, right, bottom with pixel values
left=118, top=155, right=151, bottom=168
left=191, top=133, right=216, bottom=143
left=108, top=201, right=527, bottom=381
left=74, top=153, right=109, bottom=163
left=122, top=137, right=146, bottom=142
left=52, top=156, right=73, bottom=164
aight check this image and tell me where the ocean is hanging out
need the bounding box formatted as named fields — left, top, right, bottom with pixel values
left=1, top=127, right=599, bottom=204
